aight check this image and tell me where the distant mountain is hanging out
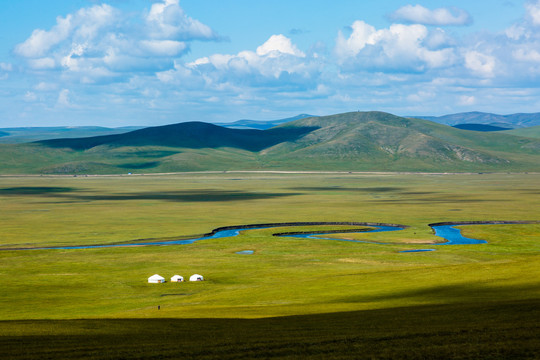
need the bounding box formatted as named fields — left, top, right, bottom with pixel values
left=0, top=126, right=143, bottom=144
left=412, top=112, right=540, bottom=129
left=452, top=124, right=510, bottom=132
left=2, top=111, right=539, bottom=174
left=215, top=114, right=315, bottom=130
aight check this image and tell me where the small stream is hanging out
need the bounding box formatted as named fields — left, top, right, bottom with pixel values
left=9, top=221, right=533, bottom=251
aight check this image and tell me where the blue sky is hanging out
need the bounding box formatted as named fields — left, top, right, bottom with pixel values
left=1, top=0, right=539, bottom=127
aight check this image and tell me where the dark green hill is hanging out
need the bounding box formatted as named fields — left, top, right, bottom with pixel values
left=452, top=124, right=510, bottom=132
left=2, top=111, right=539, bottom=174
left=38, top=121, right=317, bottom=152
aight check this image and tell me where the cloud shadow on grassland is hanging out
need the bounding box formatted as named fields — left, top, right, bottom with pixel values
left=335, top=282, right=540, bottom=304
left=0, top=186, right=77, bottom=195
left=0, top=186, right=301, bottom=202
left=64, top=190, right=302, bottom=202
left=289, top=186, right=406, bottom=192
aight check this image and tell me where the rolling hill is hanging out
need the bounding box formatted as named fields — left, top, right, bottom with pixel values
left=414, top=112, right=540, bottom=129
left=1, top=111, right=539, bottom=174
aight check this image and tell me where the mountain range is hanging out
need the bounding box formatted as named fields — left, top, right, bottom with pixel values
left=0, top=111, right=539, bottom=174
left=0, top=112, right=540, bottom=174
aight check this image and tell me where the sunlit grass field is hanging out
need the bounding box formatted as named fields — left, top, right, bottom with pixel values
left=0, top=172, right=539, bottom=358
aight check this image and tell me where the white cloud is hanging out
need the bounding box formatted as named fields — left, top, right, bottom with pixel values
left=57, top=89, right=71, bottom=107
left=0, top=63, right=13, bottom=71
left=14, top=1, right=218, bottom=84
left=139, top=40, right=187, bottom=56
left=464, top=51, right=496, bottom=78
left=459, top=95, right=476, bottom=105
left=525, top=0, right=540, bottom=26
left=145, top=0, right=217, bottom=40
left=391, top=5, right=472, bottom=26
left=34, top=82, right=58, bottom=91
left=24, top=91, right=38, bottom=102
left=256, top=35, right=305, bottom=57
left=183, top=34, right=316, bottom=84
left=28, top=57, right=57, bottom=69
left=335, top=21, right=456, bottom=72
left=513, top=47, right=540, bottom=62
left=14, top=14, right=73, bottom=57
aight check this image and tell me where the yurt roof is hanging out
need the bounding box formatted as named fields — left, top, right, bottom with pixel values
left=148, top=274, right=165, bottom=280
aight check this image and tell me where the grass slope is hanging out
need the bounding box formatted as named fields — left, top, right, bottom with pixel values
left=2, top=300, right=539, bottom=359
left=504, top=125, right=540, bottom=139
left=1, top=111, right=539, bottom=174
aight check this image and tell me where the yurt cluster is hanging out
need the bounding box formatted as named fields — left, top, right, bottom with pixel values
left=148, top=274, right=204, bottom=283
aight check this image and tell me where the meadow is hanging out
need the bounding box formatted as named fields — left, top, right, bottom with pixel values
left=0, top=172, right=539, bottom=358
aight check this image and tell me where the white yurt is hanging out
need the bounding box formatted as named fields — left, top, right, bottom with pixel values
left=171, top=275, right=184, bottom=282
left=189, top=274, right=204, bottom=281
left=148, top=274, right=165, bottom=283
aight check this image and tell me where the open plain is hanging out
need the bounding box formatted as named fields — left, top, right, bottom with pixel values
left=0, top=172, right=539, bottom=359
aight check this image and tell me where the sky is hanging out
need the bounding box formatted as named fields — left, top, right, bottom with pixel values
left=1, top=0, right=540, bottom=127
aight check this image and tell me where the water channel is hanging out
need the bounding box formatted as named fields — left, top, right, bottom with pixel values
left=18, top=221, right=531, bottom=251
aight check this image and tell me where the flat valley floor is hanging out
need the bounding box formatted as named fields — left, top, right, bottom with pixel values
left=1, top=172, right=539, bottom=359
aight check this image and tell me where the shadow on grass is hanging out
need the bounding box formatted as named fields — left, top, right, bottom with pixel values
left=1, top=299, right=539, bottom=359
left=0, top=186, right=301, bottom=203
left=335, top=281, right=540, bottom=304
left=0, top=186, right=77, bottom=195
left=289, top=186, right=405, bottom=192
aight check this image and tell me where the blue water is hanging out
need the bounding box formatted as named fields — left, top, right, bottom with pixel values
left=24, top=223, right=497, bottom=251
left=236, top=250, right=254, bottom=255
left=32, top=227, right=273, bottom=250
left=401, top=249, right=436, bottom=253
left=280, top=225, right=403, bottom=243
left=431, top=225, right=487, bottom=245
left=398, top=224, right=488, bottom=252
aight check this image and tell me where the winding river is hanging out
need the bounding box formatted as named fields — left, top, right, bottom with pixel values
left=11, top=220, right=535, bottom=251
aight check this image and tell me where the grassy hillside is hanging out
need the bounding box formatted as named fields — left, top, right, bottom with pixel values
left=267, top=112, right=540, bottom=171
left=1, top=111, right=539, bottom=174
left=504, top=125, right=540, bottom=138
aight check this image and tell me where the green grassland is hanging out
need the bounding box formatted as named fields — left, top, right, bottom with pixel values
left=0, top=172, right=539, bottom=358
left=505, top=125, right=540, bottom=139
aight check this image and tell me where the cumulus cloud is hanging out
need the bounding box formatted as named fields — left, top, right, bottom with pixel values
left=525, top=0, right=540, bottom=25
left=390, top=5, right=472, bottom=26
left=464, top=51, right=496, bottom=78
left=335, top=21, right=456, bottom=72
left=14, top=1, right=218, bottom=82
left=145, top=0, right=218, bottom=40
left=256, top=34, right=305, bottom=57
left=175, top=34, right=318, bottom=87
